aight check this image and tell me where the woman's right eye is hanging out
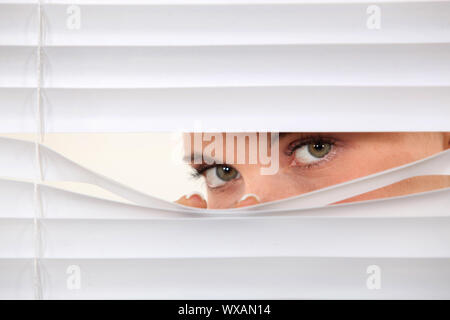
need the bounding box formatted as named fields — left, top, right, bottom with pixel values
left=204, top=165, right=241, bottom=188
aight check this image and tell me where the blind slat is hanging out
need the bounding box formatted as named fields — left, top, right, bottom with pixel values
left=0, top=179, right=449, bottom=219
left=40, top=44, right=450, bottom=88
left=4, top=1, right=450, bottom=45
left=4, top=44, right=446, bottom=88
left=2, top=86, right=450, bottom=132
left=2, top=257, right=450, bottom=299
left=7, top=44, right=449, bottom=88
left=39, top=257, right=450, bottom=299
left=40, top=216, right=450, bottom=259
left=42, top=2, right=450, bottom=46
left=1, top=215, right=450, bottom=259
left=3, top=86, right=449, bottom=133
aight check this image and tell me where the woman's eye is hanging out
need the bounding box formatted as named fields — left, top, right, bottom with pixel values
left=204, top=165, right=240, bottom=188
left=294, top=141, right=332, bottom=164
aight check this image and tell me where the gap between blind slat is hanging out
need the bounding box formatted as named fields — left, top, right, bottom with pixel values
left=0, top=137, right=449, bottom=212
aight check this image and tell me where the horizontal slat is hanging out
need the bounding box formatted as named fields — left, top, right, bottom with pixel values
left=9, top=43, right=450, bottom=89
left=41, top=2, right=450, bottom=46
left=2, top=86, right=448, bottom=132
left=2, top=213, right=449, bottom=258
left=37, top=44, right=450, bottom=88
left=1, top=177, right=449, bottom=219
left=0, top=1, right=36, bottom=4
left=37, top=0, right=450, bottom=4
left=2, top=257, right=450, bottom=299
left=39, top=216, right=450, bottom=259
left=38, top=184, right=450, bottom=219
left=7, top=1, right=450, bottom=46
left=39, top=257, right=450, bottom=299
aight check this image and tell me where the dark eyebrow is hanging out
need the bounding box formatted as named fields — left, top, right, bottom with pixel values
left=183, top=153, right=216, bottom=165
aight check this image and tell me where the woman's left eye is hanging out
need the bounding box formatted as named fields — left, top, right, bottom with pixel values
left=294, top=141, right=333, bottom=164
left=204, top=165, right=241, bottom=188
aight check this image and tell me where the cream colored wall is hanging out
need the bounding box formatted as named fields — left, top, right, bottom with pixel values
left=1, top=133, right=205, bottom=203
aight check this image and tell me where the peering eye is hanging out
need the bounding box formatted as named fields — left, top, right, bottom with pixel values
left=204, top=165, right=241, bottom=188
left=294, top=141, right=332, bottom=164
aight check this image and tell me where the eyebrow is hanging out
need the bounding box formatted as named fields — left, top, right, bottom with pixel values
left=183, top=153, right=216, bottom=165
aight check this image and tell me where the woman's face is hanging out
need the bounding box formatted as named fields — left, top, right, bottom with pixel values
left=183, top=132, right=449, bottom=209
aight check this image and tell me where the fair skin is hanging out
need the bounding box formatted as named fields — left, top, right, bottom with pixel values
left=176, top=132, right=450, bottom=209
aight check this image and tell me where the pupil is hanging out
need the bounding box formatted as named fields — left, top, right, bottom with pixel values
left=314, top=143, right=324, bottom=151
left=308, top=141, right=331, bottom=159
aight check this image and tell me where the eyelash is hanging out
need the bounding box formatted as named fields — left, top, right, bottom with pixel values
left=191, top=165, right=211, bottom=179
left=286, top=135, right=336, bottom=155
left=191, top=163, right=229, bottom=179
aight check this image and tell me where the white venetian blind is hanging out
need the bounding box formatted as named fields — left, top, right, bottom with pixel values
left=0, top=0, right=449, bottom=299
left=2, top=0, right=450, bottom=132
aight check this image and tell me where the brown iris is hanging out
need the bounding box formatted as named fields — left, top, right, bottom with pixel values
left=307, top=142, right=332, bottom=158
left=216, top=165, right=239, bottom=181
